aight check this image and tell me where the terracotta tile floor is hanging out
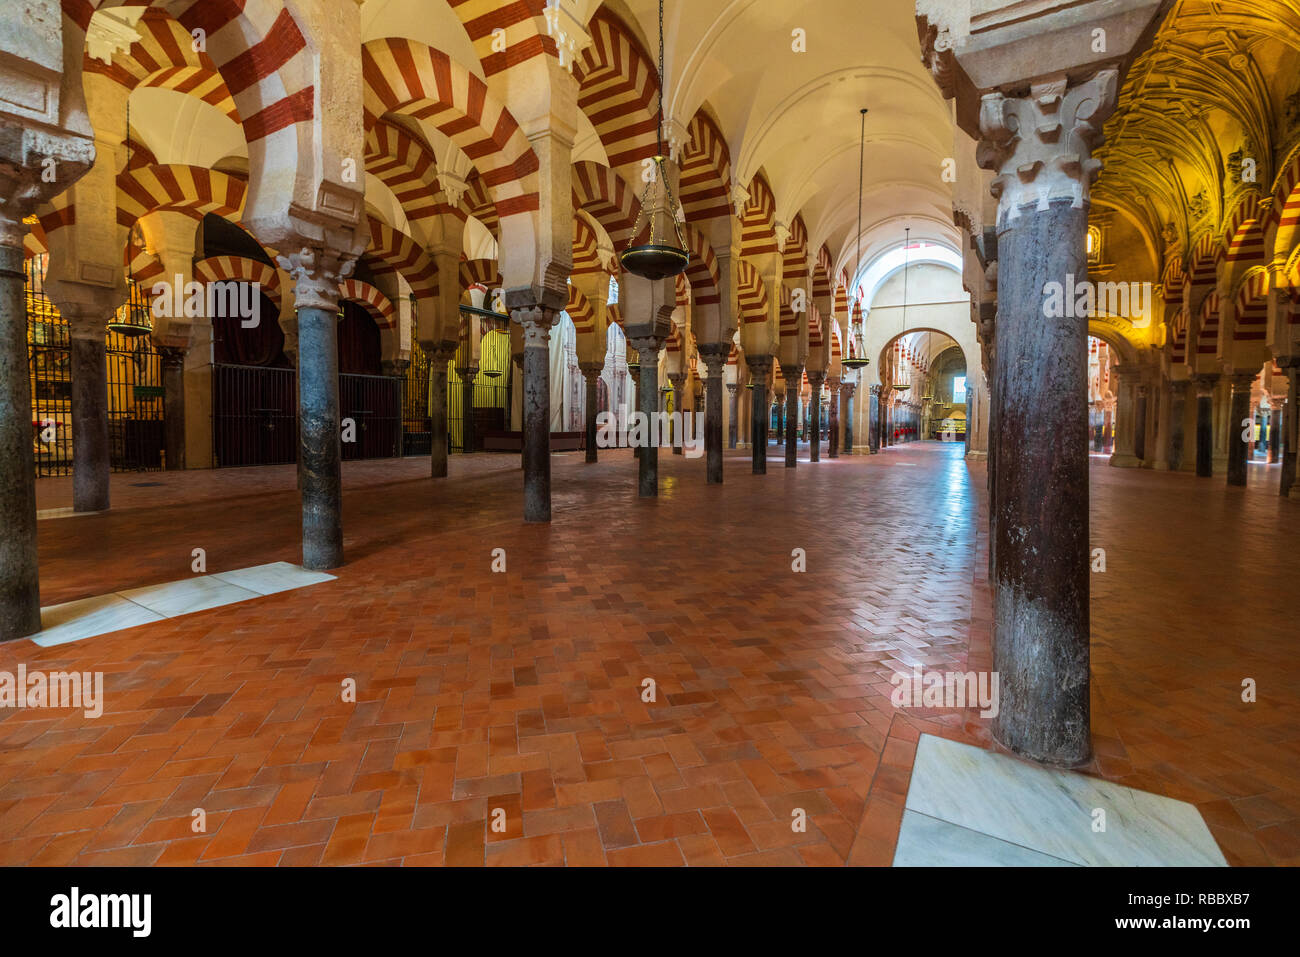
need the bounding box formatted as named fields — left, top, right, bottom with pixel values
left=2, top=443, right=1296, bottom=865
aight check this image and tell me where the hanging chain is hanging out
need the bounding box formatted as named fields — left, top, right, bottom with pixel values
left=657, top=0, right=665, bottom=156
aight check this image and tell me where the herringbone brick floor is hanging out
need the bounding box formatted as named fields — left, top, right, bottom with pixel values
left=2, top=443, right=1295, bottom=865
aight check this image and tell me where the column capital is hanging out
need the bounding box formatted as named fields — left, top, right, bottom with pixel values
left=1169, top=379, right=1190, bottom=397
left=745, top=354, right=773, bottom=376
left=841, top=382, right=856, bottom=397
left=510, top=304, right=560, bottom=347
left=826, top=375, right=841, bottom=389
left=277, top=247, right=356, bottom=311
left=456, top=365, right=479, bottom=380
left=426, top=340, right=459, bottom=363
left=725, top=382, right=738, bottom=395
left=1228, top=372, right=1257, bottom=390
left=977, top=70, right=1119, bottom=227
left=579, top=361, right=604, bottom=381
left=806, top=370, right=826, bottom=387
left=1192, top=373, right=1220, bottom=396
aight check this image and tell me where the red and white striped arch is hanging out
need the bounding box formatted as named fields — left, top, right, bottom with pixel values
left=1233, top=268, right=1269, bottom=343
left=84, top=8, right=239, bottom=122
left=460, top=257, right=503, bottom=293
left=1197, top=290, right=1220, bottom=355
left=681, top=223, right=720, bottom=307
left=365, top=217, right=438, bottom=300
left=566, top=283, right=595, bottom=336
left=444, top=0, right=556, bottom=78
left=1222, top=191, right=1267, bottom=271
left=125, top=239, right=166, bottom=286
left=462, top=170, right=500, bottom=240
left=736, top=258, right=767, bottom=324
left=739, top=173, right=777, bottom=257
left=1186, top=230, right=1219, bottom=286
left=572, top=161, right=640, bottom=247
left=575, top=9, right=660, bottom=169
left=1274, top=146, right=1300, bottom=264
left=571, top=215, right=604, bottom=277
left=365, top=120, right=464, bottom=239
left=680, top=110, right=732, bottom=222
left=339, top=279, right=397, bottom=331
left=781, top=215, right=809, bottom=281
left=113, top=164, right=246, bottom=232
left=362, top=37, right=539, bottom=218
left=194, top=255, right=281, bottom=313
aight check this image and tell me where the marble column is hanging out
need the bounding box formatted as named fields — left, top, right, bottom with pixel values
left=869, top=385, right=881, bottom=453
left=581, top=362, right=602, bottom=463
left=774, top=392, right=786, bottom=450
left=0, top=223, right=40, bottom=640
left=629, top=336, right=663, bottom=496
left=1167, top=381, right=1188, bottom=472
left=1283, top=364, right=1299, bottom=496
left=159, top=346, right=186, bottom=471
left=514, top=306, right=559, bottom=520
left=69, top=329, right=111, bottom=512
left=429, top=344, right=455, bottom=477
left=842, top=382, right=855, bottom=453
left=699, top=346, right=726, bottom=484
left=281, top=249, right=351, bottom=570
left=1133, top=384, right=1148, bottom=464
left=1226, top=373, right=1254, bottom=487
left=457, top=365, right=478, bottom=454
left=1109, top=368, right=1140, bottom=468
left=1268, top=407, right=1281, bottom=464
left=727, top=383, right=739, bottom=449
left=981, top=71, right=1119, bottom=767
left=827, top=376, right=841, bottom=458
left=628, top=364, right=642, bottom=461
left=807, top=372, right=825, bottom=462
left=784, top=365, right=802, bottom=468
left=749, top=356, right=772, bottom=473
left=1193, top=374, right=1218, bottom=478
left=668, top=373, right=686, bottom=455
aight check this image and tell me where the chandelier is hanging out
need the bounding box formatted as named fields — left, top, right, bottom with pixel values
left=841, top=107, right=871, bottom=370
left=619, top=0, right=689, bottom=281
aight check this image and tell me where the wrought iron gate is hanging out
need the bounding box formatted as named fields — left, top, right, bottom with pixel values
left=402, top=340, right=432, bottom=456
left=27, top=255, right=166, bottom=476
left=340, top=373, right=402, bottom=460
left=212, top=364, right=298, bottom=467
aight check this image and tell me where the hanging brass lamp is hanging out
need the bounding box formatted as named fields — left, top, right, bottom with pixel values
left=841, top=107, right=871, bottom=371
left=619, top=0, right=689, bottom=281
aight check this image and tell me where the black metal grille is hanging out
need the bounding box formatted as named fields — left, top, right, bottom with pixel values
left=212, top=364, right=298, bottom=467
left=340, top=373, right=401, bottom=460
left=449, top=329, right=510, bottom=452
left=27, top=255, right=166, bottom=476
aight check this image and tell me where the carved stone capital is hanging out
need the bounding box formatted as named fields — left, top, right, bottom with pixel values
left=277, top=247, right=355, bottom=312
left=977, top=70, right=1119, bottom=227
left=697, top=344, right=727, bottom=379
left=510, top=304, right=560, bottom=348
left=579, top=361, right=604, bottom=381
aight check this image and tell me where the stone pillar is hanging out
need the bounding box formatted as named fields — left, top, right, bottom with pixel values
left=513, top=306, right=559, bottom=520
left=1226, top=373, right=1254, bottom=487
left=1109, top=367, right=1140, bottom=467
left=774, top=391, right=786, bottom=449
left=629, top=336, right=663, bottom=495
left=1268, top=407, right=1281, bottom=464
left=978, top=71, right=1122, bottom=767
left=581, top=362, right=602, bottom=463
left=832, top=374, right=842, bottom=457
left=668, top=373, right=686, bottom=455
left=1193, top=374, right=1218, bottom=477
left=68, top=327, right=110, bottom=512
left=699, top=346, right=726, bottom=484
left=457, top=364, right=478, bottom=454
left=628, top=363, right=642, bottom=461
left=749, top=356, right=772, bottom=473
left=159, top=346, right=186, bottom=470
left=727, top=383, right=739, bottom=449
left=1166, top=380, right=1188, bottom=472
left=428, top=344, right=455, bottom=477
left=842, top=382, right=855, bottom=453
left=0, top=222, right=40, bottom=640
left=868, top=385, right=880, bottom=452
left=807, top=371, right=825, bottom=462
left=280, top=250, right=352, bottom=570
left=1282, top=364, right=1299, bottom=496
left=784, top=365, right=802, bottom=468
left=1133, top=384, right=1148, bottom=463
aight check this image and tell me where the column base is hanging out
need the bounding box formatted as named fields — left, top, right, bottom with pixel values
left=1108, top=453, right=1141, bottom=468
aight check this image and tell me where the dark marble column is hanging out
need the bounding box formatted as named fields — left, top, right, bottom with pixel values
left=980, top=73, right=1124, bottom=768
left=1226, top=373, right=1254, bottom=487
left=282, top=249, right=351, bottom=570
left=774, top=392, right=786, bottom=449
left=842, top=382, right=855, bottom=453
left=1268, top=407, right=1281, bottom=464
left=827, top=376, right=841, bottom=458
left=0, top=230, right=40, bottom=640
left=807, top=371, right=825, bottom=462
left=1133, top=384, right=1148, bottom=463
left=1193, top=374, right=1218, bottom=478
left=159, top=346, right=186, bottom=471
left=668, top=373, right=686, bottom=455
left=749, top=356, right=772, bottom=473
left=1285, top=366, right=1300, bottom=496
left=1168, top=380, right=1188, bottom=471
left=629, top=336, right=663, bottom=496
left=70, top=333, right=111, bottom=512
left=514, top=306, right=559, bottom=520
left=581, top=362, right=602, bottom=464
left=868, top=385, right=880, bottom=453
left=784, top=365, right=802, bottom=468
left=727, top=383, right=738, bottom=449
left=428, top=344, right=454, bottom=477
left=699, top=346, right=726, bottom=484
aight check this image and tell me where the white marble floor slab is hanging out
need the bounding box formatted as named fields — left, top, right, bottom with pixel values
left=28, top=563, right=335, bottom=647
left=901, top=733, right=1227, bottom=867
left=118, top=576, right=260, bottom=618
left=32, top=594, right=165, bottom=648
left=211, top=562, right=336, bottom=596
left=893, top=810, right=1078, bottom=867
